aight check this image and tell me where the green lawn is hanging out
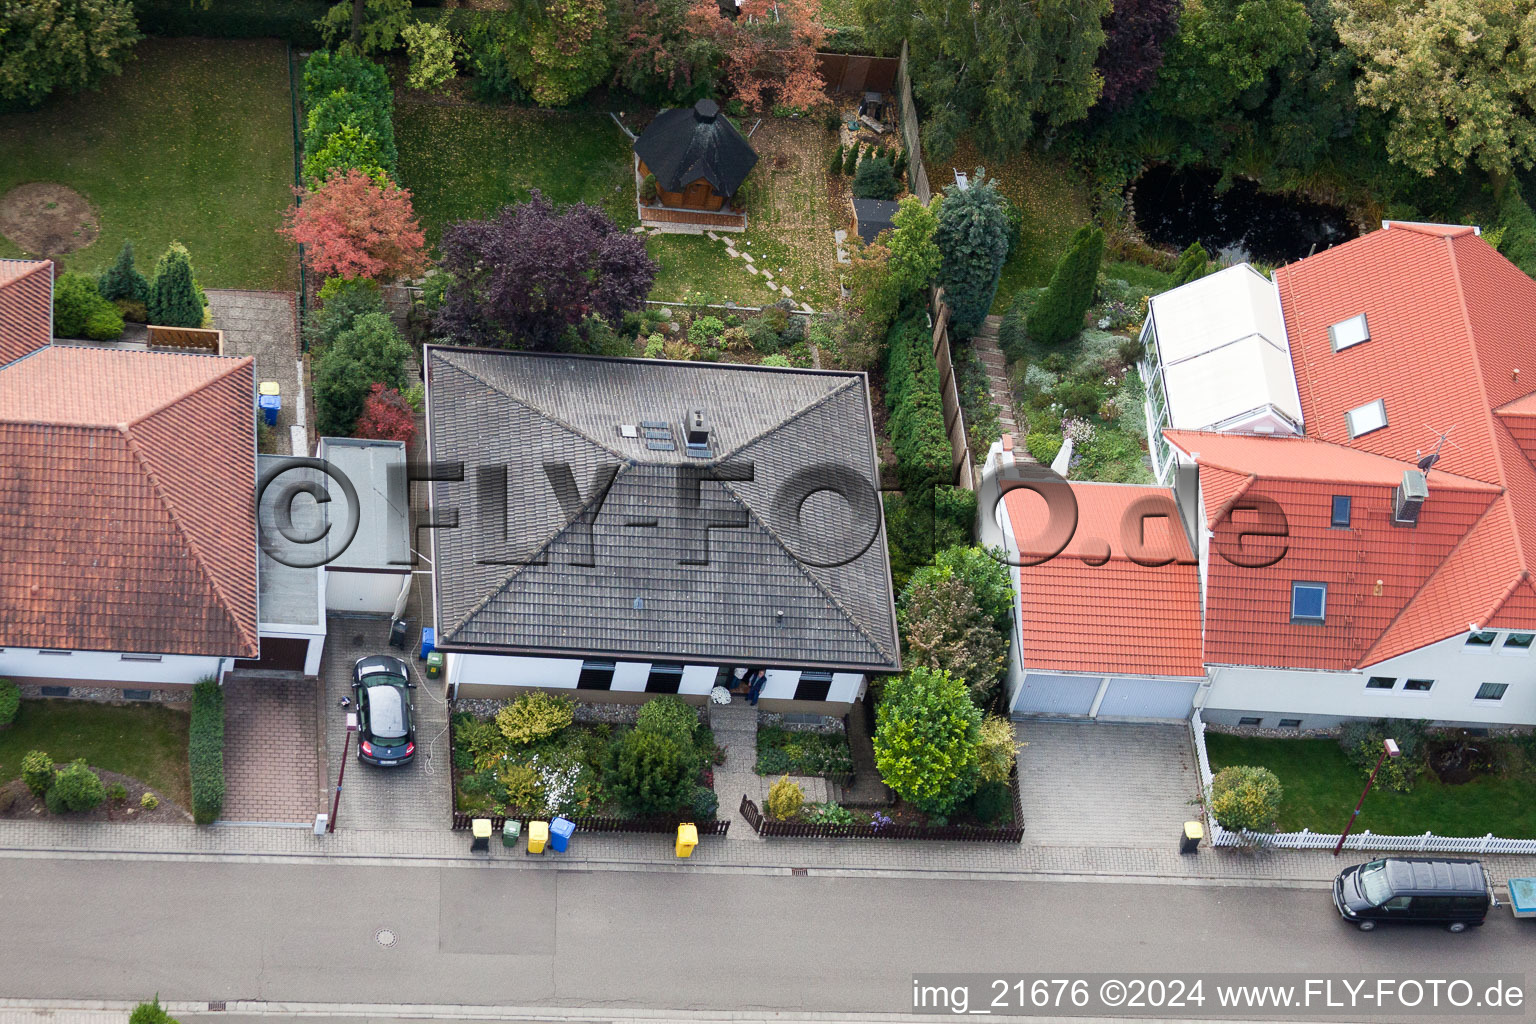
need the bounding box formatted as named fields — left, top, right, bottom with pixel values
left=393, top=98, right=636, bottom=248
left=1206, top=734, right=1536, bottom=840
left=647, top=234, right=788, bottom=307
left=928, top=137, right=1094, bottom=314
left=0, top=37, right=295, bottom=289
left=0, top=700, right=191, bottom=811
left=1104, top=259, right=1174, bottom=295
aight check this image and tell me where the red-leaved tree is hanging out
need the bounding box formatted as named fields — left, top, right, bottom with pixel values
left=1093, top=0, right=1180, bottom=110
left=686, top=0, right=826, bottom=110
left=433, top=190, right=656, bottom=351
left=353, top=383, right=417, bottom=444
left=280, top=168, right=429, bottom=283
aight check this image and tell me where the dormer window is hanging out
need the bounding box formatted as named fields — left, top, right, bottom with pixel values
left=1346, top=399, right=1388, bottom=438
left=1329, top=313, right=1370, bottom=351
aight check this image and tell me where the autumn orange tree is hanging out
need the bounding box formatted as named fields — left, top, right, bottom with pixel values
left=687, top=0, right=826, bottom=110
left=280, top=168, right=428, bottom=282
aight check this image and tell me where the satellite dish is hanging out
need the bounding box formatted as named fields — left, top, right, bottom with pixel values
left=1417, top=451, right=1440, bottom=474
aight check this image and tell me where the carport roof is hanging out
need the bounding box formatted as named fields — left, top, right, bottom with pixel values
left=1004, top=481, right=1204, bottom=677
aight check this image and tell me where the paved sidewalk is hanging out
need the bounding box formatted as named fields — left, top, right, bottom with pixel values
left=3, top=808, right=1534, bottom=889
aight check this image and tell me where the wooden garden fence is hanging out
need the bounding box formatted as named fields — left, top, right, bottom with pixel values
left=147, top=325, right=222, bottom=354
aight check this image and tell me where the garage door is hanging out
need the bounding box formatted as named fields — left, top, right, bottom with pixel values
left=1012, top=672, right=1100, bottom=717
left=235, top=637, right=308, bottom=672
left=1097, top=676, right=1199, bottom=720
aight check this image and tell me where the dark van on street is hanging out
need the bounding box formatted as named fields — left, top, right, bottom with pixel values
left=1334, top=858, right=1493, bottom=932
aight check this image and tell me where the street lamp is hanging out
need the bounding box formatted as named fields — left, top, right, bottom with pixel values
left=1333, top=737, right=1400, bottom=856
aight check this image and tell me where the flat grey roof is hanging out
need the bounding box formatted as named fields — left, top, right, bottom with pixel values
left=256, top=453, right=322, bottom=627
left=316, top=437, right=410, bottom=570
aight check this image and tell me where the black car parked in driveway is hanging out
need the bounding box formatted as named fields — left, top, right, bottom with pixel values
left=351, top=655, right=416, bottom=766
left=1334, top=858, right=1492, bottom=932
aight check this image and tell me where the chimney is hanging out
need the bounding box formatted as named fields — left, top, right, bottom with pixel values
left=693, top=99, right=719, bottom=123
left=1394, top=469, right=1428, bottom=525
left=684, top=408, right=710, bottom=447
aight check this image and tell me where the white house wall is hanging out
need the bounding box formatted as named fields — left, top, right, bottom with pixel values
left=324, top=568, right=410, bottom=615
left=0, top=648, right=225, bottom=687
left=446, top=653, right=862, bottom=704
left=1204, top=632, right=1536, bottom=728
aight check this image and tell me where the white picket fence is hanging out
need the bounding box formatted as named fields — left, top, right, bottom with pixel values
left=1189, top=710, right=1536, bottom=855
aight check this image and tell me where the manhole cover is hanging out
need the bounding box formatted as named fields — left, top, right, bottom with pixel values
left=374, top=927, right=397, bottom=947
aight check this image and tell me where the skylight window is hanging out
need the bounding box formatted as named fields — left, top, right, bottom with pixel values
left=1329, top=313, right=1371, bottom=351
left=1291, top=582, right=1328, bottom=623
left=1346, top=399, right=1388, bottom=438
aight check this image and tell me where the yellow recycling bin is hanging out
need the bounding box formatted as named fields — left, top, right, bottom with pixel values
left=527, top=819, right=549, bottom=854
left=1180, top=819, right=1204, bottom=854
left=470, top=817, right=492, bottom=853
left=675, top=822, right=699, bottom=858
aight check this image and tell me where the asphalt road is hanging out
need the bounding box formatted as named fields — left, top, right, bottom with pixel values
left=2, top=858, right=1531, bottom=1022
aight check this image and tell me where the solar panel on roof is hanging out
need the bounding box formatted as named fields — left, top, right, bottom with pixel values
left=685, top=444, right=712, bottom=459
left=639, top=420, right=668, bottom=429
left=646, top=440, right=676, bottom=451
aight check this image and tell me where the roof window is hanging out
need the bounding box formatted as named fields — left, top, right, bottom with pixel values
left=1329, top=313, right=1370, bottom=351
left=1346, top=399, right=1388, bottom=438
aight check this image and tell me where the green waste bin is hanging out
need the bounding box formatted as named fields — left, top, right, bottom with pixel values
left=426, top=651, right=444, bottom=679
left=502, top=819, right=521, bottom=848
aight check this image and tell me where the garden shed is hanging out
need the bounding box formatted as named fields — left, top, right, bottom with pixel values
left=851, top=198, right=900, bottom=244
left=634, top=99, right=758, bottom=213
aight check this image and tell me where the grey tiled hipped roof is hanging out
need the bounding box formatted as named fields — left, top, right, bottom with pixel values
left=425, top=347, right=900, bottom=672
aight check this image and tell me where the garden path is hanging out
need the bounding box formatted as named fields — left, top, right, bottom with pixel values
left=971, top=313, right=1022, bottom=448
left=707, top=699, right=761, bottom=841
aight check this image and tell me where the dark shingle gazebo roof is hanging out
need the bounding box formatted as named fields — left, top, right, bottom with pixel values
left=633, top=99, right=759, bottom=197
left=424, top=347, right=900, bottom=673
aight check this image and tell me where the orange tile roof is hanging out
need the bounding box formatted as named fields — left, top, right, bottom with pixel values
left=1182, top=223, right=1536, bottom=668
left=0, top=259, right=52, bottom=368
left=1006, top=482, right=1203, bottom=677
left=0, top=345, right=259, bottom=657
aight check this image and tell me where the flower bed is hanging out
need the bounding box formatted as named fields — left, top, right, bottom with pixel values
left=739, top=770, right=1023, bottom=842
left=1002, top=285, right=1152, bottom=484
left=449, top=694, right=722, bottom=826
left=754, top=723, right=854, bottom=782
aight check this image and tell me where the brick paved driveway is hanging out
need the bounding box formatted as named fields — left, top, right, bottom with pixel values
left=221, top=674, right=319, bottom=824
left=1016, top=720, right=1201, bottom=848
left=323, top=615, right=452, bottom=831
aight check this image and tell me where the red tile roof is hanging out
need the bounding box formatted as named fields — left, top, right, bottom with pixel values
left=1168, top=431, right=1499, bottom=669
left=1177, top=223, right=1536, bottom=668
left=0, top=259, right=52, bottom=368
left=1006, top=482, right=1203, bottom=677
left=0, top=346, right=259, bottom=657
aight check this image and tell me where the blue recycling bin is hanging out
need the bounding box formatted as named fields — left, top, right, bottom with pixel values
left=258, top=394, right=281, bottom=427
left=549, top=816, right=575, bottom=853
left=420, top=627, right=434, bottom=659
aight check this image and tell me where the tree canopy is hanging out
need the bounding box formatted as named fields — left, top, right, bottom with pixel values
left=434, top=191, right=656, bottom=351
left=1094, top=0, right=1181, bottom=110
left=934, top=171, right=1012, bottom=335
left=859, top=0, right=1109, bottom=159
left=1337, top=0, right=1536, bottom=186
left=0, top=0, right=141, bottom=106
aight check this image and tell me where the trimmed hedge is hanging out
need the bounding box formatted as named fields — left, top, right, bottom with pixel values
left=133, top=0, right=329, bottom=45
left=0, top=678, right=18, bottom=727
left=884, top=312, right=951, bottom=492
left=189, top=679, right=225, bottom=825
left=301, top=51, right=398, bottom=186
